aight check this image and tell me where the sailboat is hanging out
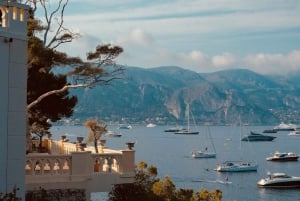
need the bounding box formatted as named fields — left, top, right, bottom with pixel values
left=192, top=126, right=216, bottom=158
left=215, top=122, right=258, bottom=172
left=175, top=103, right=199, bottom=135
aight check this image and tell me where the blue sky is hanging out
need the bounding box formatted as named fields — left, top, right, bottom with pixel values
left=42, top=0, right=300, bottom=75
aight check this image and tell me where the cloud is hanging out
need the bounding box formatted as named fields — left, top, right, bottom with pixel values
left=39, top=0, right=300, bottom=75
left=242, top=51, right=300, bottom=75
left=212, top=53, right=236, bottom=68
left=129, top=28, right=153, bottom=46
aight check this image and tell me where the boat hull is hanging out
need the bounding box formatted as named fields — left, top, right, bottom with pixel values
left=257, top=179, right=300, bottom=188
left=215, top=162, right=258, bottom=172
left=266, top=157, right=299, bottom=161
left=216, top=166, right=257, bottom=172
left=241, top=132, right=276, bottom=141
left=192, top=152, right=216, bottom=158
left=175, top=130, right=199, bottom=135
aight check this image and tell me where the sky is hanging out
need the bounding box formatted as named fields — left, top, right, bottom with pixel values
left=40, top=0, right=300, bottom=75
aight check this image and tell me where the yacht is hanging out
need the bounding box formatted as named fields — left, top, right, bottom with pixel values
left=266, top=151, right=299, bottom=161
left=273, top=122, right=296, bottom=131
left=288, top=129, right=300, bottom=136
left=146, top=123, right=156, bottom=128
left=257, top=172, right=300, bottom=188
left=241, top=131, right=276, bottom=141
left=215, top=161, right=258, bottom=172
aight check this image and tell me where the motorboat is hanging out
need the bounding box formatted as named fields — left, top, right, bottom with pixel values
left=192, top=150, right=216, bottom=158
left=118, top=124, right=132, bottom=129
left=241, top=131, right=276, bottom=141
left=104, top=130, right=122, bottom=137
left=215, top=161, right=258, bottom=172
left=257, top=172, right=300, bottom=188
left=273, top=122, right=296, bottom=131
left=146, top=123, right=156, bottom=128
left=288, top=129, right=300, bottom=136
left=266, top=151, right=299, bottom=161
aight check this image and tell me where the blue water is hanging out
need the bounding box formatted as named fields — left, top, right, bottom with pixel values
left=50, top=125, right=300, bottom=201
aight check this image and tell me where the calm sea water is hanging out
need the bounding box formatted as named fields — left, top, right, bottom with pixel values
left=50, top=125, right=300, bottom=201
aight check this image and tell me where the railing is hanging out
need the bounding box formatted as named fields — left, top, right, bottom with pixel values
left=26, top=138, right=135, bottom=179
left=26, top=154, right=72, bottom=176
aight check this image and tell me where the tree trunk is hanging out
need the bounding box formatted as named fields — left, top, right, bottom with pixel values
left=94, top=140, right=98, bottom=153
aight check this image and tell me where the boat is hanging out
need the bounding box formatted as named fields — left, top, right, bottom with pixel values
left=263, top=129, right=277, bottom=133
left=174, top=104, right=199, bottom=135
left=192, top=126, right=216, bottom=158
left=266, top=151, right=299, bottom=161
left=215, top=161, right=258, bottom=172
left=241, top=131, right=276, bottom=141
left=175, top=129, right=199, bottom=135
left=104, top=130, right=122, bottom=137
left=164, top=126, right=183, bottom=132
left=146, top=123, right=156, bottom=128
left=288, top=129, right=300, bottom=136
left=216, top=121, right=258, bottom=172
left=273, top=122, right=296, bottom=131
left=118, top=124, right=132, bottom=129
left=192, top=150, right=216, bottom=158
left=257, top=172, right=300, bottom=188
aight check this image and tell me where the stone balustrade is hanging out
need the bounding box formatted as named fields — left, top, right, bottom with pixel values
left=26, top=138, right=135, bottom=196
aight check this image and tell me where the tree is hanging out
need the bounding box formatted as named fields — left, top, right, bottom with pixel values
left=84, top=119, right=107, bottom=153
left=191, top=189, right=222, bottom=201
left=152, top=176, right=176, bottom=201
left=108, top=161, right=222, bottom=201
left=25, top=0, right=125, bottom=151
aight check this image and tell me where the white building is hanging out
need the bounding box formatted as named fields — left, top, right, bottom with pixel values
left=0, top=0, right=29, bottom=199
left=1, top=1, right=135, bottom=200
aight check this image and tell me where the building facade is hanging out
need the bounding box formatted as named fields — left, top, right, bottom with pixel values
left=0, top=0, right=28, bottom=199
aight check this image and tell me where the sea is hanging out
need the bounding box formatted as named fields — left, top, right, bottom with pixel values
left=49, top=124, right=300, bottom=201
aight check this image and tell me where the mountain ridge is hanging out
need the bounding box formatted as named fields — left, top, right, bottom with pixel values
left=69, top=66, right=300, bottom=125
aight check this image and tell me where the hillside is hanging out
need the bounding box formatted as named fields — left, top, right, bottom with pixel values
left=68, top=66, right=300, bottom=125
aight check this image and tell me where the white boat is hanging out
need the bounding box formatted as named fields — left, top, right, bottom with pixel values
left=118, top=124, right=132, bottom=129
left=257, top=172, right=300, bottom=188
left=192, top=150, right=216, bottom=158
left=215, top=121, right=258, bottom=172
left=215, top=161, right=258, bottom=172
left=274, top=122, right=296, bottom=131
left=146, top=123, right=156, bottom=128
left=288, top=129, right=300, bottom=136
left=174, top=104, right=199, bottom=135
left=266, top=151, right=299, bottom=161
left=104, top=130, right=122, bottom=137
left=192, top=126, right=216, bottom=158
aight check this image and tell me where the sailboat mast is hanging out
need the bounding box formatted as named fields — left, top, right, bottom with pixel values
left=187, top=103, right=190, bottom=131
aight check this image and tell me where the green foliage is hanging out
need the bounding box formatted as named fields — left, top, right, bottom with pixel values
left=152, top=176, right=176, bottom=201
left=26, top=1, right=124, bottom=142
left=108, top=161, right=222, bottom=201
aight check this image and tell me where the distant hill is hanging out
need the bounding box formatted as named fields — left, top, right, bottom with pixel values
left=69, top=66, right=300, bottom=125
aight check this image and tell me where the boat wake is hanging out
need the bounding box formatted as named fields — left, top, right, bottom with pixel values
left=192, top=179, right=232, bottom=184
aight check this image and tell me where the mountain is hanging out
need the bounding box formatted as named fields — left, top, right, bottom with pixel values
left=69, top=66, right=300, bottom=125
